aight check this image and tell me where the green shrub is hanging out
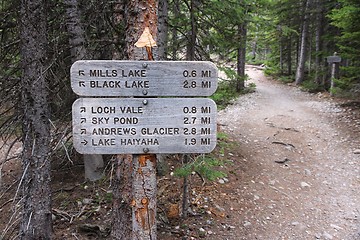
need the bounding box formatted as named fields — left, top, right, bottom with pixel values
left=174, top=155, right=227, bottom=181
left=278, top=75, right=294, bottom=84
left=211, top=66, right=254, bottom=109
left=300, top=80, right=323, bottom=93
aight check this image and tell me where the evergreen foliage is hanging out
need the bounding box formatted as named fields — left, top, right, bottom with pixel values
left=174, top=155, right=227, bottom=181
left=0, top=0, right=358, bottom=167
left=329, top=0, right=360, bottom=86
left=0, top=0, right=357, bottom=177
left=174, top=132, right=231, bottom=181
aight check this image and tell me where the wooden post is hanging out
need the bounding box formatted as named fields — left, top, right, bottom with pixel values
left=70, top=60, right=219, bottom=239
left=132, top=154, right=157, bottom=239
left=327, top=52, right=341, bottom=96
left=132, top=24, right=158, bottom=239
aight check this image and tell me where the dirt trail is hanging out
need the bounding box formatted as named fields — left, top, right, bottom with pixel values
left=216, top=66, right=360, bottom=239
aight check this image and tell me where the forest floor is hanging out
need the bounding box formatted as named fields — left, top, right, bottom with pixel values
left=1, top=66, right=360, bottom=239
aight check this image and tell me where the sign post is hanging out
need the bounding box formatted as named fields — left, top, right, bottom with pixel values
left=70, top=60, right=218, bottom=238
left=71, top=60, right=218, bottom=155
left=327, top=53, right=341, bottom=95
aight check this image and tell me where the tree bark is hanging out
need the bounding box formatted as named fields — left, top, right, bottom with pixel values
left=112, top=1, right=158, bottom=239
left=158, top=0, right=168, bottom=60
left=112, top=154, right=133, bottom=239
left=186, top=0, right=197, bottom=61
left=280, top=37, right=284, bottom=74
left=132, top=154, right=157, bottom=239
left=251, top=36, right=258, bottom=61
left=64, top=0, right=104, bottom=182
left=287, top=35, right=292, bottom=76
left=124, top=0, right=158, bottom=60
left=19, top=0, right=52, bottom=238
left=295, top=0, right=312, bottom=85
left=237, top=22, right=247, bottom=92
left=314, top=0, right=324, bottom=84
left=171, top=0, right=180, bottom=60
left=64, top=0, right=87, bottom=60
left=112, top=0, right=126, bottom=60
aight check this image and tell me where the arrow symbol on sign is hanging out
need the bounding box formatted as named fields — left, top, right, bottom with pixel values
left=80, top=107, right=86, bottom=113
left=81, top=129, right=86, bottom=134
left=79, top=81, right=86, bottom=87
left=79, top=70, right=85, bottom=76
left=80, top=118, right=86, bottom=123
left=81, top=139, right=88, bottom=145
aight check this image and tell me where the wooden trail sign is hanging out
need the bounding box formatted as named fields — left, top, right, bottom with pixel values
left=327, top=55, right=341, bottom=63
left=72, top=97, right=217, bottom=154
left=70, top=60, right=218, bottom=97
left=327, top=53, right=341, bottom=96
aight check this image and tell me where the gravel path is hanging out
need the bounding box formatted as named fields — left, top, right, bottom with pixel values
left=217, top=66, right=360, bottom=240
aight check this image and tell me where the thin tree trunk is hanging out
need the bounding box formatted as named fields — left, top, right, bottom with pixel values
left=64, top=0, right=104, bottom=182
left=251, top=36, right=257, bottom=60
left=112, top=0, right=126, bottom=59
left=280, top=37, right=284, bottom=74
left=314, top=0, right=324, bottom=84
left=19, top=0, right=52, bottom=238
left=112, top=154, right=133, bottom=239
left=156, top=0, right=169, bottom=175
left=237, top=22, right=247, bottom=92
left=308, top=28, right=312, bottom=76
left=171, top=0, right=180, bottom=60
left=183, top=0, right=198, bottom=218
left=64, top=0, right=87, bottom=60
left=186, top=0, right=196, bottom=61
left=287, top=35, right=292, bottom=75
left=181, top=154, right=190, bottom=219
left=158, top=0, right=168, bottom=60
left=295, top=0, right=312, bottom=85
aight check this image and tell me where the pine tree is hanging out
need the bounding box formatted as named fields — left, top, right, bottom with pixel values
left=329, top=0, right=360, bottom=86
left=19, top=0, right=52, bottom=238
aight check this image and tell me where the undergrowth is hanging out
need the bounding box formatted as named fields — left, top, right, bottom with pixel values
left=174, top=132, right=231, bottom=181
left=211, top=66, right=255, bottom=110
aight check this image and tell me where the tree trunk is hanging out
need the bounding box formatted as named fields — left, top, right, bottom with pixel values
left=251, top=36, right=257, bottom=60
left=112, top=0, right=126, bottom=60
left=181, top=154, right=190, bottom=219
left=19, top=0, right=52, bottom=238
left=171, top=0, right=180, bottom=60
left=186, top=0, right=196, bottom=61
left=287, top=35, right=292, bottom=76
left=314, top=0, right=324, bottom=84
left=295, top=0, right=311, bottom=85
left=124, top=0, right=158, bottom=60
left=64, top=0, right=104, bottom=182
left=158, top=0, right=168, bottom=60
left=237, top=22, right=247, bottom=92
left=111, top=1, right=133, bottom=238
left=64, top=0, right=87, bottom=60
left=280, top=37, right=284, bottom=74
left=112, top=154, right=134, bottom=239
left=112, top=1, right=158, bottom=239
left=308, top=29, right=312, bottom=76
left=156, top=0, right=169, bottom=175
left=183, top=0, right=199, bottom=217
left=132, top=154, right=157, bottom=239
